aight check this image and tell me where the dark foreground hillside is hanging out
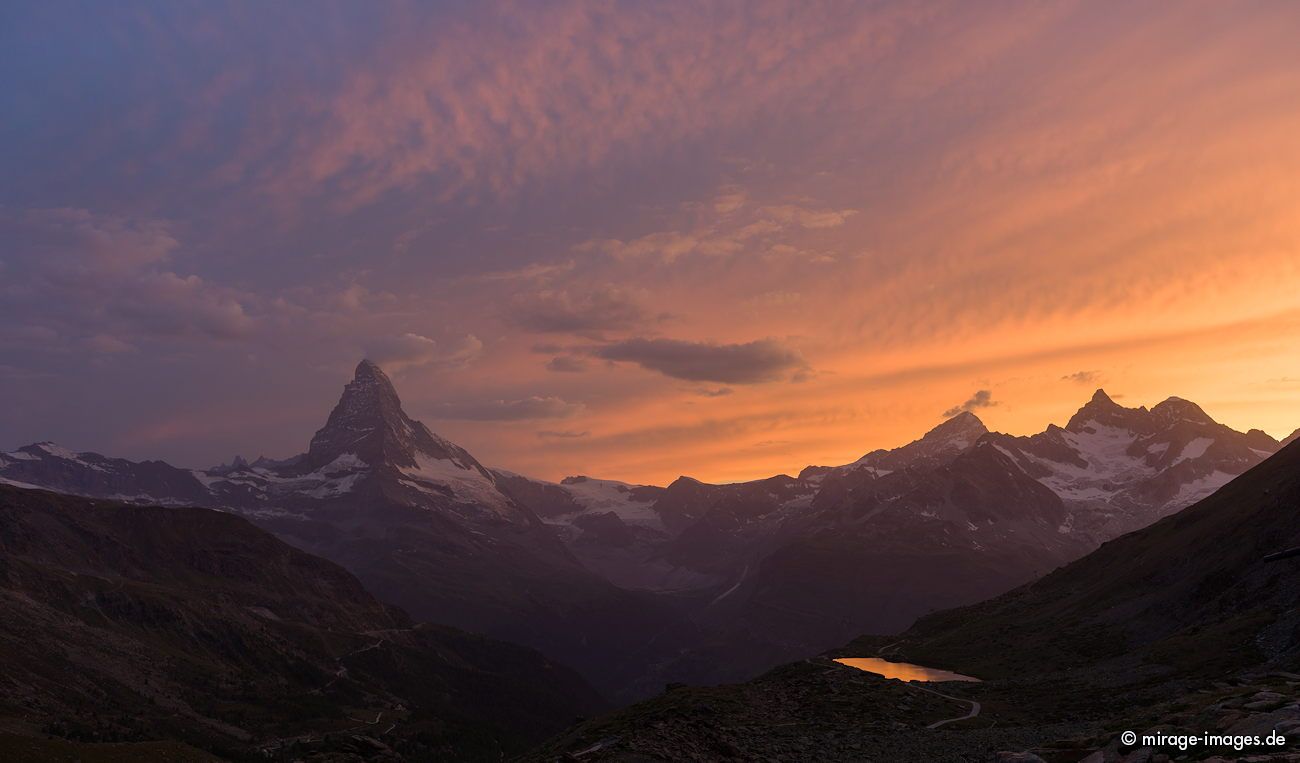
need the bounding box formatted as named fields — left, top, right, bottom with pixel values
left=0, top=485, right=603, bottom=761
left=901, top=436, right=1300, bottom=681
left=529, top=440, right=1300, bottom=761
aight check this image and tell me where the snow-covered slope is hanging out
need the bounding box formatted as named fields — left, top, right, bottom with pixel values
left=548, top=475, right=667, bottom=530
left=986, top=390, right=1280, bottom=539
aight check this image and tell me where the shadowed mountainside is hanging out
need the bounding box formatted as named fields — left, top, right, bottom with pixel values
left=896, top=437, right=1300, bottom=681
left=0, top=484, right=603, bottom=760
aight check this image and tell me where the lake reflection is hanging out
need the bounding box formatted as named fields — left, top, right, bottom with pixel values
left=833, top=657, right=980, bottom=683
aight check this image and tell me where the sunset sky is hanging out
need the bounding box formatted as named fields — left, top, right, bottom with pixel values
left=3, top=1, right=1299, bottom=484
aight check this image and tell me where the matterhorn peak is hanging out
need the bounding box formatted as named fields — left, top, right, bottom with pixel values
left=354, top=357, right=387, bottom=380
left=303, top=359, right=487, bottom=475
left=347, top=358, right=401, bottom=400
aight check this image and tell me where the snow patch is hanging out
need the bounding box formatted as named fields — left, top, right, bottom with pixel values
left=1171, top=469, right=1236, bottom=507
left=1027, top=425, right=1155, bottom=506
left=34, top=443, right=82, bottom=460
left=553, top=478, right=664, bottom=530
left=400, top=452, right=512, bottom=515
left=1173, top=437, right=1214, bottom=464
left=190, top=469, right=224, bottom=488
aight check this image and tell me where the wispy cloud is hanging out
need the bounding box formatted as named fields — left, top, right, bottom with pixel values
left=7, top=2, right=1300, bottom=480
left=252, top=2, right=950, bottom=208
left=1062, top=370, right=1103, bottom=385
left=578, top=198, right=857, bottom=263
left=942, top=389, right=996, bottom=418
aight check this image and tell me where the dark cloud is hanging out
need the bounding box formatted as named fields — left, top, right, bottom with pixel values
left=509, top=285, right=654, bottom=335
left=537, top=429, right=590, bottom=439
left=593, top=338, right=806, bottom=384
left=942, top=389, right=996, bottom=418
left=545, top=355, right=587, bottom=373
left=432, top=396, right=583, bottom=421
left=1062, top=370, right=1102, bottom=384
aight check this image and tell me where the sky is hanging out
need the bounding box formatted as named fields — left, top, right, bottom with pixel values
left=3, top=0, right=1300, bottom=485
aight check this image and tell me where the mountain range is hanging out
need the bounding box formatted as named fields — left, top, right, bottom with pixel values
left=532, top=436, right=1300, bottom=761
left=1, top=360, right=1290, bottom=700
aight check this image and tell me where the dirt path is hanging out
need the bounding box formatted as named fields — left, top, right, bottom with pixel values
left=912, top=684, right=981, bottom=728
left=869, top=642, right=981, bottom=729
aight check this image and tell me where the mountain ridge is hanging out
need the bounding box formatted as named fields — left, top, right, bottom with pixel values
left=2, top=369, right=1290, bottom=699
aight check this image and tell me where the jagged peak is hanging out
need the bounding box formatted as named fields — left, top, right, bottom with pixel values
left=1088, top=388, right=1119, bottom=407
left=1066, top=389, right=1147, bottom=433
left=1064, top=389, right=1226, bottom=435
left=1283, top=428, right=1300, bottom=448
left=303, top=359, right=482, bottom=472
